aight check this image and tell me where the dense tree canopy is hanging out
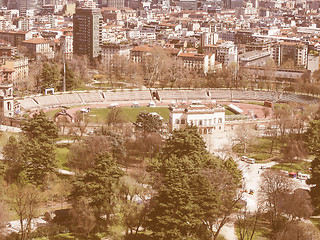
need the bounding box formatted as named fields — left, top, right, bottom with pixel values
left=39, top=62, right=61, bottom=92
left=3, top=111, right=58, bottom=185
left=305, top=119, right=320, bottom=155
left=71, top=152, right=124, bottom=226
left=146, top=127, right=240, bottom=240
left=135, top=112, right=163, bottom=134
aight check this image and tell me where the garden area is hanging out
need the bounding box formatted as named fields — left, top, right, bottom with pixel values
left=233, top=137, right=282, bottom=162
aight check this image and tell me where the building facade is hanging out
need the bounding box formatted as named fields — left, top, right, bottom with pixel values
left=22, top=38, right=54, bottom=59
left=169, top=101, right=226, bottom=135
left=271, top=42, right=308, bottom=68
left=4, top=57, right=28, bottom=87
left=73, top=6, right=103, bottom=60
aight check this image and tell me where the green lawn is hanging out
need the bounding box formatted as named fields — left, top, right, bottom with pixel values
left=311, top=218, right=320, bottom=231
left=233, top=137, right=281, bottom=161
left=244, top=101, right=265, bottom=106
left=88, top=106, right=170, bottom=123
left=271, top=161, right=311, bottom=174
left=55, top=147, right=70, bottom=170
left=46, top=108, right=62, bottom=119
left=225, top=108, right=235, bottom=115
left=236, top=215, right=270, bottom=240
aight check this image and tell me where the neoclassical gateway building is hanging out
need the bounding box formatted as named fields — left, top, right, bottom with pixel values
left=169, top=101, right=225, bottom=134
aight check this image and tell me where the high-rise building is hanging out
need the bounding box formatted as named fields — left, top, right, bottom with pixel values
left=17, top=0, right=36, bottom=16
left=73, top=5, right=102, bottom=60
left=107, top=0, right=125, bottom=8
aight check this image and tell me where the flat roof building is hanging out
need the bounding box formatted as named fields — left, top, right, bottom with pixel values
left=73, top=6, right=102, bottom=60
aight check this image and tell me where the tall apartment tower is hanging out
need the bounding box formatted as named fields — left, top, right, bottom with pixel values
left=17, top=0, right=36, bottom=16
left=73, top=6, right=102, bottom=60
left=107, top=0, right=125, bottom=8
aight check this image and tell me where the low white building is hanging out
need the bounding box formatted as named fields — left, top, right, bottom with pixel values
left=169, top=101, right=225, bottom=135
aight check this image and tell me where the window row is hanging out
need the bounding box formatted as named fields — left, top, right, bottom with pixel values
left=175, top=118, right=223, bottom=126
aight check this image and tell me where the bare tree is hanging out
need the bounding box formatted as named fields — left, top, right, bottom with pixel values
left=202, top=169, right=243, bottom=240
left=8, top=184, right=42, bottom=240
left=262, top=107, right=271, bottom=118
left=259, top=170, right=293, bottom=227
left=68, top=135, right=110, bottom=172
left=236, top=207, right=261, bottom=240
left=280, top=138, right=308, bottom=166
left=106, top=107, right=125, bottom=127
left=141, top=47, right=170, bottom=87
left=264, top=121, right=278, bottom=154
left=275, top=221, right=320, bottom=240
left=73, top=111, right=89, bottom=138
left=278, top=189, right=313, bottom=220
left=234, top=124, right=258, bottom=153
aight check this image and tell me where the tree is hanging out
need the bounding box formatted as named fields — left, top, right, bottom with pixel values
left=275, top=221, right=320, bottom=240
left=69, top=198, right=96, bottom=236
left=73, top=111, right=89, bottom=137
left=262, top=107, right=271, bottom=118
left=280, top=138, right=307, bottom=165
left=234, top=124, right=257, bottom=153
left=307, top=151, right=320, bottom=214
left=278, top=189, right=313, bottom=220
left=106, top=107, right=125, bottom=127
left=71, top=152, right=124, bottom=227
left=39, top=62, right=61, bottom=92
left=68, top=135, right=111, bottom=172
left=2, top=136, right=22, bottom=183
left=135, top=112, right=163, bottom=134
left=259, top=170, right=293, bottom=228
left=236, top=208, right=261, bottom=240
left=20, top=111, right=58, bottom=184
left=141, top=47, right=169, bottom=87
left=264, top=122, right=278, bottom=154
left=160, top=127, right=208, bottom=163
left=8, top=184, right=42, bottom=240
left=119, top=176, right=152, bottom=235
left=222, top=157, right=242, bottom=187
left=22, top=111, right=58, bottom=142
left=63, top=63, right=78, bottom=91
left=0, top=200, right=9, bottom=229
left=305, top=119, right=320, bottom=155
left=146, top=156, right=206, bottom=239
left=146, top=127, right=239, bottom=240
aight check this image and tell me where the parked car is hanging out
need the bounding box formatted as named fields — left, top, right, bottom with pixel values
left=131, top=101, right=140, bottom=108
left=148, top=101, right=156, bottom=107
left=109, top=103, right=119, bottom=108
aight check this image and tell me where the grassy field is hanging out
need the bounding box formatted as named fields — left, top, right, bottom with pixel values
left=55, top=147, right=70, bottom=170
left=88, top=106, right=170, bottom=123
left=311, top=218, right=320, bottom=231
left=233, top=137, right=281, bottom=161
left=46, top=108, right=63, bottom=119
left=244, top=101, right=265, bottom=106
left=271, top=161, right=311, bottom=174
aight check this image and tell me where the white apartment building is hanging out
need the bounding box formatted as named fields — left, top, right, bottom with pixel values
left=22, top=38, right=55, bottom=60
left=216, top=41, right=238, bottom=66
left=169, top=101, right=226, bottom=135
left=101, top=43, right=132, bottom=61
left=307, top=53, right=320, bottom=74
left=177, top=52, right=215, bottom=74
left=271, top=42, right=308, bottom=68
left=60, top=33, right=73, bottom=60
left=4, top=57, right=28, bottom=87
